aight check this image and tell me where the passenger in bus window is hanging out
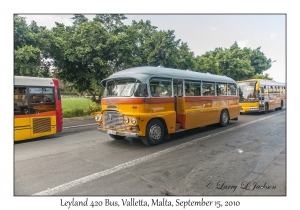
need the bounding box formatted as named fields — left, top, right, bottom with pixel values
left=195, top=87, right=200, bottom=96
left=185, top=85, right=192, bottom=96
left=154, top=86, right=162, bottom=97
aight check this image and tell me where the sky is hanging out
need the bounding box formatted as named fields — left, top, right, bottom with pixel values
left=3, top=0, right=299, bottom=209
left=21, top=14, right=286, bottom=82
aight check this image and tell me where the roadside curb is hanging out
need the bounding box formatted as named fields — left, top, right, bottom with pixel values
left=63, top=116, right=94, bottom=122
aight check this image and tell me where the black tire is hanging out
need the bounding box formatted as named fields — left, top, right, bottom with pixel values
left=279, top=101, right=283, bottom=110
left=142, top=119, right=165, bottom=146
left=219, top=109, right=229, bottom=127
left=264, top=103, right=269, bottom=114
left=109, top=134, right=126, bottom=140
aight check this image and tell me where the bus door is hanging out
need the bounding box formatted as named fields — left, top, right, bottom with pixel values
left=201, top=82, right=218, bottom=125
left=185, top=81, right=204, bottom=129
left=173, top=79, right=185, bottom=130
left=259, top=85, right=265, bottom=112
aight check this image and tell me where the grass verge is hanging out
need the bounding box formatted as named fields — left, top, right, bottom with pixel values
left=62, top=98, right=101, bottom=118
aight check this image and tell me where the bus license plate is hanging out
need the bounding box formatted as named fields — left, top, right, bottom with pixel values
left=107, top=130, right=117, bottom=135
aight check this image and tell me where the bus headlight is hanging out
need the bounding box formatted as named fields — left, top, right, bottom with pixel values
left=95, top=114, right=102, bottom=121
left=131, top=117, right=137, bottom=125
left=124, top=117, right=129, bottom=124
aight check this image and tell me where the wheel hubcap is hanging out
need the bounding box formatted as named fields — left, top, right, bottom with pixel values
left=149, top=124, right=162, bottom=142
left=222, top=112, right=228, bottom=124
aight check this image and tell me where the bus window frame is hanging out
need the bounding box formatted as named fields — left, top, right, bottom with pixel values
left=228, top=83, right=238, bottom=96
left=184, top=80, right=201, bottom=96
left=202, top=82, right=216, bottom=96
left=149, top=77, right=172, bottom=97
left=216, top=83, right=228, bottom=96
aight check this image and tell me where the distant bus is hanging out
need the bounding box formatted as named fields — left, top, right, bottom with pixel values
left=94, top=66, right=240, bottom=146
left=237, top=79, right=286, bottom=113
left=14, top=76, right=63, bottom=141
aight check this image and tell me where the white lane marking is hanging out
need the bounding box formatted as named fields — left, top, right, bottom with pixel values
left=33, top=112, right=283, bottom=195
left=63, top=123, right=97, bottom=129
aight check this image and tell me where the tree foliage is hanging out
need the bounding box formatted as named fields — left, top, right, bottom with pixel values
left=14, top=15, right=52, bottom=77
left=193, top=42, right=273, bottom=80
left=253, top=73, right=273, bottom=80
left=14, top=15, right=275, bottom=95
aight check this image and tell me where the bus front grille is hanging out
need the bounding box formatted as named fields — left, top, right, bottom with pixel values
left=103, top=111, right=124, bottom=130
left=33, top=117, right=51, bottom=133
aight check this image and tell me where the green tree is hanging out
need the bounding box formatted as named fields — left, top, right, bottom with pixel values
left=49, top=19, right=111, bottom=100
left=249, top=47, right=272, bottom=75
left=123, top=20, right=158, bottom=67
left=71, top=14, right=89, bottom=26
left=219, top=42, right=255, bottom=80
left=93, top=14, right=127, bottom=34
left=252, top=73, right=273, bottom=80
left=48, top=15, right=134, bottom=100
left=175, top=42, right=195, bottom=70
left=193, top=42, right=273, bottom=81
left=146, top=30, right=181, bottom=67
left=193, top=51, right=220, bottom=74
left=14, top=15, right=52, bottom=77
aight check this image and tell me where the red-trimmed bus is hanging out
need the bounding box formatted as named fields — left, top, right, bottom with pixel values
left=14, top=76, right=63, bottom=141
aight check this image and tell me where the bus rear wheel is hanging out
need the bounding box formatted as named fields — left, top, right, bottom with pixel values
left=279, top=101, right=283, bottom=110
left=264, top=103, right=269, bottom=114
left=109, top=134, right=126, bottom=140
left=142, top=119, right=164, bottom=146
left=219, top=110, right=229, bottom=127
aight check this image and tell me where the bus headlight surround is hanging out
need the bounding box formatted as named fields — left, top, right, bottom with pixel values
left=131, top=117, right=137, bottom=125
left=95, top=114, right=102, bottom=121
left=124, top=117, right=129, bottom=124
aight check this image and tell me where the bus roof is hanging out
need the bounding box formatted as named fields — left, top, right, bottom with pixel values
left=101, top=66, right=236, bottom=86
left=14, top=76, right=56, bottom=87
left=237, top=79, right=285, bottom=87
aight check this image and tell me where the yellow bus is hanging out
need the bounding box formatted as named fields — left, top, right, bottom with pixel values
left=94, top=66, right=241, bottom=146
left=14, top=76, right=63, bottom=141
left=237, top=79, right=286, bottom=113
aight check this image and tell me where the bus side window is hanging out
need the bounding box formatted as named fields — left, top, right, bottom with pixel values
left=202, top=82, right=215, bottom=96
left=154, top=86, right=162, bottom=97
left=14, top=86, right=28, bottom=115
left=195, top=87, right=200, bottom=96
left=150, top=85, right=156, bottom=96
left=228, top=84, right=237, bottom=95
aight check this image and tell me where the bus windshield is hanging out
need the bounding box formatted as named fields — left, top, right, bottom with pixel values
left=104, top=79, right=142, bottom=97
left=238, top=81, right=258, bottom=102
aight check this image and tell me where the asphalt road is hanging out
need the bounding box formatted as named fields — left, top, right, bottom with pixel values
left=14, top=109, right=286, bottom=196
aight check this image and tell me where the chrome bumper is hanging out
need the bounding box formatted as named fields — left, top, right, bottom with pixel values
left=97, top=127, right=139, bottom=137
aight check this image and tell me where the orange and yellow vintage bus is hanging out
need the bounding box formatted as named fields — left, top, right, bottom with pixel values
left=14, top=76, right=63, bottom=141
left=237, top=79, right=286, bottom=114
left=94, top=66, right=241, bottom=146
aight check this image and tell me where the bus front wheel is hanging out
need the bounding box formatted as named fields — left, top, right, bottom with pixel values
left=142, top=119, right=164, bottom=146
left=219, top=110, right=229, bottom=127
